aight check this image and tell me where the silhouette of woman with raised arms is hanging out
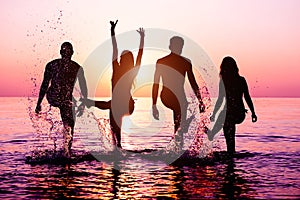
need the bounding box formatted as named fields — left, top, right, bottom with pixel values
left=209, top=56, right=257, bottom=156
left=85, top=20, right=145, bottom=149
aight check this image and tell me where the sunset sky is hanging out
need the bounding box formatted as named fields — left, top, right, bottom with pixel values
left=0, top=0, right=299, bottom=97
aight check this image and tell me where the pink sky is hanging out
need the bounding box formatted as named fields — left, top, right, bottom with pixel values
left=0, top=0, right=299, bottom=97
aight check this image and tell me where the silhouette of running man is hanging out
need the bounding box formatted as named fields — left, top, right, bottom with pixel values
left=84, top=20, right=145, bottom=149
left=35, top=42, right=88, bottom=157
left=152, top=36, right=205, bottom=136
left=209, top=56, right=257, bottom=156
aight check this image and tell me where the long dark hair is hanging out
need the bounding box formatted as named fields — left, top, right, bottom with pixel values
left=119, top=50, right=136, bottom=88
left=220, top=56, right=240, bottom=84
left=120, top=50, right=134, bottom=73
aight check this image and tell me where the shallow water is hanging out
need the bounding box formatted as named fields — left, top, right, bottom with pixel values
left=0, top=97, right=299, bottom=199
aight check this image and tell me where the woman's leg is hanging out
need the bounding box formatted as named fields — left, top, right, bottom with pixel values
left=109, top=96, right=135, bottom=149
left=95, top=100, right=111, bottom=110
left=128, top=97, right=135, bottom=115
left=223, top=122, right=236, bottom=155
left=109, top=110, right=122, bottom=148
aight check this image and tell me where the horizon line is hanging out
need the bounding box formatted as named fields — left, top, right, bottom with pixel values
left=1, top=95, right=300, bottom=98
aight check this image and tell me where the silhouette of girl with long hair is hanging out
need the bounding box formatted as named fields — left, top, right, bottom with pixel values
left=85, top=20, right=145, bottom=149
left=209, top=56, right=257, bottom=155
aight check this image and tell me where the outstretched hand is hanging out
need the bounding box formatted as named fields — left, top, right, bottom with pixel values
left=136, top=28, right=145, bottom=37
left=76, top=102, right=85, bottom=117
left=110, top=20, right=118, bottom=30
left=152, top=105, right=159, bottom=120
left=252, top=113, right=257, bottom=122
left=35, top=104, right=41, bottom=114
left=210, top=114, right=215, bottom=122
left=199, top=101, right=205, bottom=113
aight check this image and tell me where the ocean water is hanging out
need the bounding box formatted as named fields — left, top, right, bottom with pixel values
left=0, top=97, right=299, bottom=199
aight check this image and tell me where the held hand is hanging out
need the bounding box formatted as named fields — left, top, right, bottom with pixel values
left=251, top=113, right=257, bottom=122
left=35, top=104, right=41, bottom=114
left=136, top=28, right=145, bottom=37
left=76, top=102, right=85, bottom=117
left=79, top=97, right=94, bottom=108
left=110, top=20, right=118, bottom=30
left=210, top=114, right=215, bottom=122
left=199, top=101, right=205, bottom=113
left=152, top=105, right=159, bottom=120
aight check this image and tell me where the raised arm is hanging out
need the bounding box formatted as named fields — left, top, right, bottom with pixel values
left=35, top=64, right=52, bottom=113
left=187, top=65, right=205, bottom=113
left=110, top=20, right=118, bottom=63
left=242, top=78, right=257, bottom=122
left=135, top=28, right=145, bottom=67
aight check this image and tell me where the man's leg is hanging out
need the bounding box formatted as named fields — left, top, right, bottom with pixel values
left=179, top=102, right=188, bottom=133
left=173, top=108, right=181, bottom=134
left=161, top=93, right=182, bottom=133
left=161, top=92, right=186, bottom=149
left=60, top=103, right=75, bottom=157
left=173, top=108, right=184, bottom=150
left=173, top=101, right=188, bottom=134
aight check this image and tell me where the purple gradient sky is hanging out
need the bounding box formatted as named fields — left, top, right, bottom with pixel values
left=0, top=0, right=299, bottom=97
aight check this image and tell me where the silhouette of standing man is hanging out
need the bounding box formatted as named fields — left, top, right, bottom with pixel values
left=35, top=42, right=88, bottom=157
left=152, top=36, right=205, bottom=136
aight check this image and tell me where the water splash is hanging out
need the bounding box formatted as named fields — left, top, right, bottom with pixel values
left=28, top=96, right=63, bottom=153
left=27, top=82, right=217, bottom=165
left=75, top=109, right=114, bottom=153
left=162, top=88, right=214, bottom=160
left=27, top=82, right=86, bottom=161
